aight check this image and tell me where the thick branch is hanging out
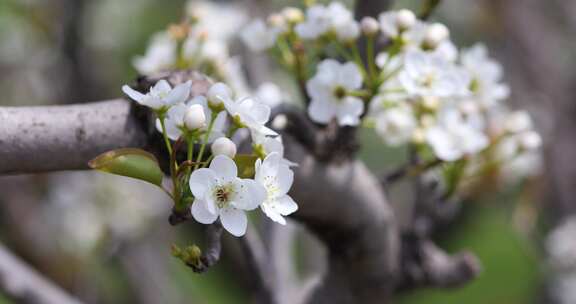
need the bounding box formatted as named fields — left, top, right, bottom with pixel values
left=0, top=99, right=148, bottom=174
left=0, top=243, right=83, bottom=304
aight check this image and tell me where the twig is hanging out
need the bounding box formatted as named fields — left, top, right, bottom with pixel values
left=0, top=242, right=83, bottom=304
left=188, top=223, right=223, bottom=273
left=419, top=0, right=443, bottom=20
left=239, top=224, right=277, bottom=304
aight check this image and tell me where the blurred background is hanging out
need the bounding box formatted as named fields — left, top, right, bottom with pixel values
left=0, top=0, right=574, bottom=303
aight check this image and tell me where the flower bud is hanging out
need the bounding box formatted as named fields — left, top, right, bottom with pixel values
left=268, top=13, right=286, bottom=29
left=519, top=131, right=542, bottom=150
left=207, top=82, right=232, bottom=107
left=211, top=137, right=237, bottom=158
left=184, top=104, right=206, bottom=130
left=423, top=23, right=449, bottom=49
left=505, top=111, right=532, bottom=133
left=282, top=7, right=304, bottom=24
left=396, top=9, right=416, bottom=31
left=360, top=17, right=379, bottom=35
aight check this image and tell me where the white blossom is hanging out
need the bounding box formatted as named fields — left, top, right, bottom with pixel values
left=189, top=155, right=266, bottom=236
left=425, top=108, right=488, bottom=161
left=255, top=152, right=297, bottom=225
left=296, top=2, right=359, bottom=41
left=211, top=137, right=237, bottom=158
left=360, top=16, right=379, bottom=35
left=306, top=59, right=364, bottom=126
left=398, top=50, right=470, bottom=98
left=374, top=106, right=417, bottom=146
left=378, top=9, right=416, bottom=38
left=240, top=20, right=277, bottom=52
left=422, top=23, right=449, bottom=49
left=461, top=44, right=510, bottom=108
left=122, top=80, right=192, bottom=111
left=133, top=33, right=176, bottom=75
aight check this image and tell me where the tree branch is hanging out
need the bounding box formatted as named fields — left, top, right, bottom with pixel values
left=0, top=242, right=83, bottom=304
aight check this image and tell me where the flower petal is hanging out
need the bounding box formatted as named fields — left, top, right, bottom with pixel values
left=164, top=80, right=192, bottom=106
left=220, top=207, right=247, bottom=237
left=209, top=155, right=238, bottom=181
left=189, top=168, right=217, bottom=200
left=274, top=195, right=298, bottom=215
left=308, top=99, right=336, bottom=124
left=337, top=97, right=364, bottom=126
left=191, top=200, right=218, bottom=224
left=234, top=179, right=266, bottom=211
left=261, top=203, right=286, bottom=225
left=122, top=85, right=145, bottom=103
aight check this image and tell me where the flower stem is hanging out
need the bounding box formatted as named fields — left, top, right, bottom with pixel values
left=366, top=35, right=378, bottom=87
left=194, top=113, right=217, bottom=170
left=158, top=114, right=173, bottom=156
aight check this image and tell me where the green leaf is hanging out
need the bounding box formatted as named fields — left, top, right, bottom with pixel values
left=88, top=148, right=164, bottom=186
left=234, top=154, right=259, bottom=178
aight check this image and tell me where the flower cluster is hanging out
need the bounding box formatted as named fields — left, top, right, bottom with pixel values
left=122, top=80, right=297, bottom=236
left=241, top=2, right=541, bottom=196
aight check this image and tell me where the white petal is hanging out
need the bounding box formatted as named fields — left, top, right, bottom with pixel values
left=275, top=195, right=298, bottom=216
left=153, top=80, right=172, bottom=93
left=209, top=155, right=238, bottom=181
left=164, top=80, right=192, bottom=106
left=308, top=99, right=336, bottom=124
left=191, top=200, right=218, bottom=224
left=122, top=85, right=145, bottom=103
left=337, top=97, right=364, bottom=126
left=234, top=179, right=266, bottom=210
left=220, top=207, right=247, bottom=237
left=189, top=168, right=217, bottom=200
left=339, top=62, right=363, bottom=90
left=261, top=203, right=286, bottom=225
left=276, top=165, right=294, bottom=195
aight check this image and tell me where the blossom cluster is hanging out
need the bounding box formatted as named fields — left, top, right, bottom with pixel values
left=241, top=2, right=542, bottom=194
left=122, top=80, right=297, bottom=236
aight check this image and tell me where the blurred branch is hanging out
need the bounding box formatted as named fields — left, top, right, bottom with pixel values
left=419, top=0, right=442, bottom=20
left=354, top=0, right=393, bottom=19
left=189, top=224, right=223, bottom=273
left=239, top=225, right=277, bottom=304
left=0, top=242, right=83, bottom=304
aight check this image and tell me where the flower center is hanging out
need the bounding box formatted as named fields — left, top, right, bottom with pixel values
left=213, top=183, right=235, bottom=208
left=333, top=86, right=347, bottom=100
left=420, top=73, right=436, bottom=88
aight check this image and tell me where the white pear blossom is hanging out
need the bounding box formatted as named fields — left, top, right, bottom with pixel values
left=255, top=153, right=297, bottom=225
left=240, top=19, right=278, bottom=52
left=211, top=137, right=237, bottom=158
left=461, top=44, right=510, bottom=108
left=374, top=106, right=417, bottom=146
left=398, top=50, right=470, bottom=98
left=307, top=59, right=365, bottom=126
left=122, top=80, right=192, bottom=111
left=360, top=16, right=379, bottom=35
left=425, top=108, right=489, bottom=161
left=133, top=32, right=176, bottom=75
left=189, top=155, right=266, bottom=236
left=422, top=23, right=449, bottom=49
left=296, top=2, right=359, bottom=41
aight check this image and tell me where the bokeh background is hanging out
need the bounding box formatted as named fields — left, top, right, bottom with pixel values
left=0, top=0, right=574, bottom=303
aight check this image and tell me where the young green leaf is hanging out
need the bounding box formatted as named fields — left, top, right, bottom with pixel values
left=88, top=148, right=164, bottom=186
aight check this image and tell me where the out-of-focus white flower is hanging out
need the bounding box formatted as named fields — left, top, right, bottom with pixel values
left=374, top=106, right=417, bottom=146
left=207, top=82, right=233, bottom=107
left=425, top=109, right=488, bottom=161
left=461, top=44, right=510, bottom=108
left=186, top=0, right=248, bottom=42
left=255, top=82, right=285, bottom=108
left=306, top=59, right=364, bottom=126
left=422, top=23, right=449, bottom=49
left=360, top=16, right=379, bottom=35
left=282, top=7, right=304, bottom=24
left=189, top=155, right=266, bottom=236
left=255, top=152, right=297, bottom=225
left=547, top=217, right=576, bottom=271
left=505, top=110, right=533, bottom=134
left=240, top=20, right=278, bottom=52
left=378, top=9, right=416, bottom=38
left=123, top=80, right=192, bottom=111
left=399, top=50, right=470, bottom=98
left=133, top=32, right=176, bottom=75
left=211, top=137, right=237, bottom=158
left=296, top=2, right=359, bottom=41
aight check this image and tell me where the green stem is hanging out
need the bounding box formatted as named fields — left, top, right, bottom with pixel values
left=158, top=114, right=173, bottom=156
left=351, top=44, right=368, bottom=80
left=366, top=35, right=377, bottom=88
left=194, top=114, right=217, bottom=170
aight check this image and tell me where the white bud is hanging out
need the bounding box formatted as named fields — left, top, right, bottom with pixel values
left=272, top=114, right=288, bottom=130
left=282, top=7, right=303, bottom=24
left=211, top=137, right=237, bottom=158
left=505, top=111, right=532, bottom=133
left=519, top=131, right=542, bottom=150
left=396, top=9, right=416, bottom=31
left=184, top=104, right=206, bottom=130
left=423, top=23, right=449, bottom=49
left=360, top=17, right=379, bottom=35
left=207, top=82, right=232, bottom=107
